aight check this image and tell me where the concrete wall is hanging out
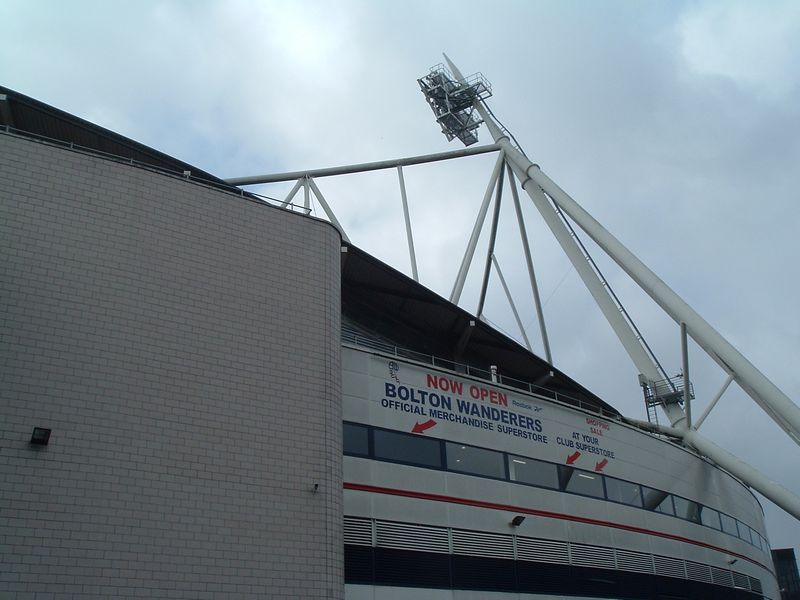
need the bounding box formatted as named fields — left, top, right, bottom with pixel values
left=0, top=132, right=343, bottom=599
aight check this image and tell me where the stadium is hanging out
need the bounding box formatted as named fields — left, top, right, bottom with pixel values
left=1, top=68, right=795, bottom=599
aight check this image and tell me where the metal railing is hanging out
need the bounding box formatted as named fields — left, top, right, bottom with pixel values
left=341, top=328, right=620, bottom=419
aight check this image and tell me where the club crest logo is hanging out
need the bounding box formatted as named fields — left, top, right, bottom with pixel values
left=388, top=360, right=400, bottom=383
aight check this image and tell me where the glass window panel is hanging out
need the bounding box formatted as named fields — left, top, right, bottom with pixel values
left=700, top=506, right=721, bottom=530
left=373, top=429, right=442, bottom=468
left=343, top=422, right=369, bottom=456
left=749, top=527, right=761, bottom=549
left=673, top=496, right=702, bottom=524
left=605, top=477, right=643, bottom=507
left=642, top=487, right=675, bottom=515
left=738, top=521, right=752, bottom=543
left=559, top=466, right=605, bottom=498
left=720, top=513, right=739, bottom=536
left=508, top=455, right=559, bottom=489
left=761, top=534, right=769, bottom=551
left=446, top=443, right=505, bottom=478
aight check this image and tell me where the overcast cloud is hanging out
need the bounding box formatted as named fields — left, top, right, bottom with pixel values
left=2, top=0, right=798, bottom=551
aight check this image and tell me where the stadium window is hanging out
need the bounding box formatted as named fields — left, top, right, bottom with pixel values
left=605, top=477, right=643, bottom=507
left=558, top=466, right=605, bottom=499
left=642, top=487, right=675, bottom=515
left=373, top=428, right=443, bottom=469
left=673, top=496, right=702, bottom=524
left=446, top=442, right=505, bottom=479
left=700, top=506, right=721, bottom=530
left=508, top=455, right=559, bottom=490
left=749, top=527, right=761, bottom=548
left=343, top=422, right=370, bottom=456
left=738, top=521, right=753, bottom=543
left=719, top=512, right=739, bottom=537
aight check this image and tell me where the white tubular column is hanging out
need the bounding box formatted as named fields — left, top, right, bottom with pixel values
left=306, top=177, right=351, bottom=243
left=694, top=374, right=735, bottom=430
left=450, top=150, right=505, bottom=304
left=492, top=254, right=533, bottom=352
left=508, top=163, right=552, bottom=364
left=396, top=166, right=419, bottom=282
left=477, top=164, right=505, bottom=317
left=281, top=178, right=304, bottom=207
left=521, top=167, right=664, bottom=386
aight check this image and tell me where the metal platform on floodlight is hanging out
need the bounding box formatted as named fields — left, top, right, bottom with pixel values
left=418, top=64, right=492, bottom=146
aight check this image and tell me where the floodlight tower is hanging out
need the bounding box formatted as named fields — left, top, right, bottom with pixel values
left=419, top=54, right=800, bottom=522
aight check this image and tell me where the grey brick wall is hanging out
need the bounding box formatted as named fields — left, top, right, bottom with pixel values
left=0, top=132, right=343, bottom=599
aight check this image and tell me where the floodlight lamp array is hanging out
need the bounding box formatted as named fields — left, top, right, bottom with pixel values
left=418, top=64, right=492, bottom=147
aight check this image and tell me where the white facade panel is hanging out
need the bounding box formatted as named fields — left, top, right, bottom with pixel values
left=343, top=345, right=778, bottom=598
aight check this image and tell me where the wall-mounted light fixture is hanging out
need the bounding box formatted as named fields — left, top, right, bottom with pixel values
left=510, top=515, right=526, bottom=527
left=30, top=427, right=51, bottom=446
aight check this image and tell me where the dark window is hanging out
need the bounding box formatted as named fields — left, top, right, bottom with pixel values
left=559, top=466, right=605, bottom=498
left=720, top=513, right=739, bottom=536
left=700, top=506, right=721, bottom=530
left=673, top=496, right=701, bottom=524
left=642, top=487, right=675, bottom=515
left=446, top=442, right=505, bottom=478
left=373, top=429, right=442, bottom=468
left=343, top=422, right=370, bottom=456
left=508, top=455, right=559, bottom=489
left=341, top=422, right=753, bottom=543
left=605, top=477, right=643, bottom=507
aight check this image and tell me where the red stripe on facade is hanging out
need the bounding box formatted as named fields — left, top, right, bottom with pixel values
left=344, top=481, right=772, bottom=573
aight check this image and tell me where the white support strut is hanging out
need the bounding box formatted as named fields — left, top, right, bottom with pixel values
left=396, top=166, right=419, bottom=282
left=282, top=178, right=304, bottom=207
left=507, top=162, right=552, bottom=364
left=492, top=254, right=533, bottom=352
left=450, top=150, right=505, bottom=304
left=306, top=177, right=351, bottom=243
left=694, top=374, right=735, bottom=430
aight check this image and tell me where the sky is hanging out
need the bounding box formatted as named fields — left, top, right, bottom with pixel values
left=2, top=0, right=799, bottom=553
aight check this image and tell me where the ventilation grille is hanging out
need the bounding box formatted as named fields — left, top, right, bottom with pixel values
left=710, top=566, right=734, bottom=587
left=344, top=516, right=373, bottom=546
left=570, top=544, right=616, bottom=569
left=732, top=571, right=751, bottom=590
left=686, top=561, right=713, bottom=583
left=376, top=521, right=449, bottom=554
left=516, top=538, right=569, bottom=564
left=452, top=529, right=514, bottom=559
left=615, top=549, right=654, bottom=574
left=653, top=554, right=686, bottom=579
left=344, top=516, right=764, bottom=594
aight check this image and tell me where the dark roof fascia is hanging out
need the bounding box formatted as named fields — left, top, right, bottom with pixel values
left=342, top=243, right=620, bottom=417
left=0, top=85, right=225, bottom=186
